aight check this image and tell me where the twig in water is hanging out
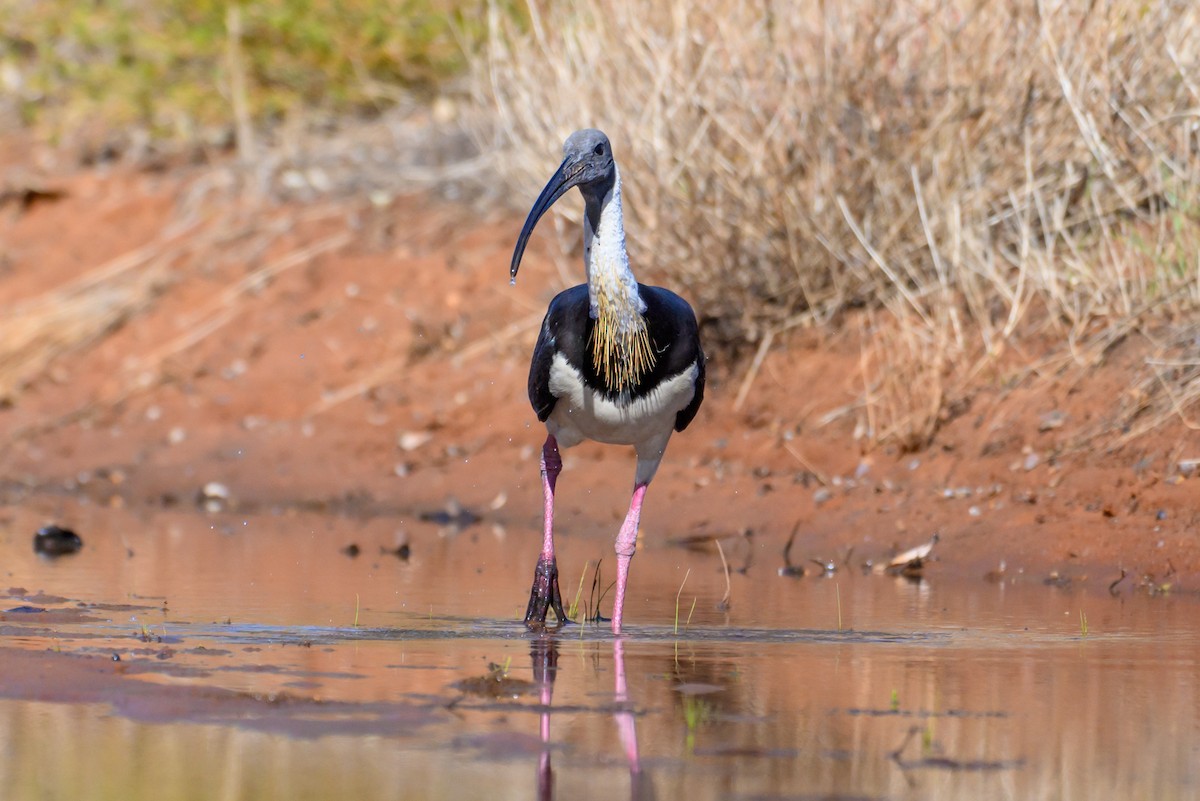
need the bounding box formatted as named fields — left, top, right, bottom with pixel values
left=674, top=568, right=691, bottom=635
left=715, top=538, right=732, bottom=611
left=836, top=583, right=843, bottom=631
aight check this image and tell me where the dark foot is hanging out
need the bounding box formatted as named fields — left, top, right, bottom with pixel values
left=524, top=556, right=569, bottom=629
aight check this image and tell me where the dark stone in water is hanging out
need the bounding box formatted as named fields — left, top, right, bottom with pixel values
left=341, top=543, right=361, bottom=558
left=33, top=525, right=83, bottom=556
left=381, top=543, right=411, bottom=561
left=5, top=605, right=47, bottom=614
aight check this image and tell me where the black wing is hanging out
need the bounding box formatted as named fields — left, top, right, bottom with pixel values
left=637, top=286, right=705, bottom=431
left=527, top=283, right=705, bottom=429
left=528, top=285, right=590, bottom=422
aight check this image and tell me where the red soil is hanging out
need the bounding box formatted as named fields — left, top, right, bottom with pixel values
left=2, top=149, right=1197, bottom=594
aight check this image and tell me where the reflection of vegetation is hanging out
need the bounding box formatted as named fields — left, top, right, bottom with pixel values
left=681, top=695, right=711, bottom=755
left=0, top=0, right=496, bottom=141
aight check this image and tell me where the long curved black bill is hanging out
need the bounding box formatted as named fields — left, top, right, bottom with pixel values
left=510, top=158, right=576, bottom=284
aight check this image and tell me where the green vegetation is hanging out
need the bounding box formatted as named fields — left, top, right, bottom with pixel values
left=567, top=559, right=589, bottom=621
left=0, top=0, right=482, bottom=143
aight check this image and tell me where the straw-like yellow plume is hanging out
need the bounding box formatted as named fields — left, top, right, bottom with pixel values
left=590, top=293, right=655, bottom=392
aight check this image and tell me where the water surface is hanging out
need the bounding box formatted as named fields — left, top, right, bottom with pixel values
left=1, top=500, right=1197, bottom=800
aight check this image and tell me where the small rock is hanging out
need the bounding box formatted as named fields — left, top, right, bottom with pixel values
left=382, top=541, right=411, bottom=561
left=398, top=431, right=433, bottom=452
left=33, top=525, right=83, bottom=556
left=1038, top=410, right=1066, bottom=431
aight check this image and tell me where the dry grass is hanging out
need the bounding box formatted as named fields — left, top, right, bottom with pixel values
left=0, top=228, right=195, bottom=404
left=470, top=0, right=1200, bottom=446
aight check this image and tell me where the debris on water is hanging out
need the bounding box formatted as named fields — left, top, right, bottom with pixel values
left=1155, top=509, right=1168, bottom=521
left=1043, top=571, right=1072, bottom=588
left=5, top=605, right=48, bottom=613
left=779, top=522, right=805, bottom=577
left=420, top=497, right=480, bottom=529
left=341, top=543, right=361, bottom=558
left=197, top=482, right=231, bottom=513
left=984, top=560, right=1007, bottom=583
left=33, top=525, right=83, bottom=556
left=1022, top=451, right=1040, bottom=471
left=890, top=725, right=1022, bottom=772
left=811, top=558, right=837, bottom=576
left=489, top=491, right=507, bottom=510
left=812, top=487, right=833, bottom=505
left=1109, top=568, right=1128, bottom=596
left=674, top=682, right=724, bottom=696
left=882, top=533, right=938, bottom=577
left=452, top=661, right=534, bottom=699
left=379, top=537, right=412, bottom=563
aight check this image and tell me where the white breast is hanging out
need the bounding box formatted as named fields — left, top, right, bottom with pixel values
left=545, top=352, right=698, bottom=449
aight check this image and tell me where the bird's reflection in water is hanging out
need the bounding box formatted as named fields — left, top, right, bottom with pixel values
left=531, top=637, right=558, bottom=801
left=531, top=636, right=653, bottom=801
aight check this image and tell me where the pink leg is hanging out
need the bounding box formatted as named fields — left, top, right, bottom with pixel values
left=611, top=482, right=648, bottom=635
left=525, top=435, right=568, bottom=627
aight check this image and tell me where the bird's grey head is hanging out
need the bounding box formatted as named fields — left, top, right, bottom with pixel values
left=510, top=129, right=616, bottom=283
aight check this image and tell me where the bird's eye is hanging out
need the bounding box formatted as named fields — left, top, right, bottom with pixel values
left=594, top=143, right=605, bottom=156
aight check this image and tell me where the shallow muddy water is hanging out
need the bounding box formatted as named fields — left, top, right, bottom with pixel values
left=1, top=499, right=1198, bottom=800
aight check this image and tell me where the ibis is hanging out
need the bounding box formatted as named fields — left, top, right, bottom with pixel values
left=510, top=129, right=705, bottom=635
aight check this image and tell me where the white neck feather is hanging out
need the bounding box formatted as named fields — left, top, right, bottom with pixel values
left=583, top=165, right=644, bottom=324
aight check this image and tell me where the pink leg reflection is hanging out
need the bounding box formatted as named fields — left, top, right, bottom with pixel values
left=613, top=638, right=642, bottom=778
left=532, top=638, right=558, bottom=801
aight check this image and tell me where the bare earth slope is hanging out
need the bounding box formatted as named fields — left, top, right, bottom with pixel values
left=2, top=156, right=1197, bottom=594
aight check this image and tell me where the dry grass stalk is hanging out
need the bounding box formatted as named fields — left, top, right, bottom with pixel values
left=0, top=225, right=203, bottom=403
left=471, top=0, right=1200, bottom=444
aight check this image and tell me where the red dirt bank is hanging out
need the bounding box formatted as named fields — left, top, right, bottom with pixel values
left=1, top=156, right=1197, bottom=593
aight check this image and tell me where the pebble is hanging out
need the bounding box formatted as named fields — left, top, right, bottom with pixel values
left=398, top=431, right=433, bottom=452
